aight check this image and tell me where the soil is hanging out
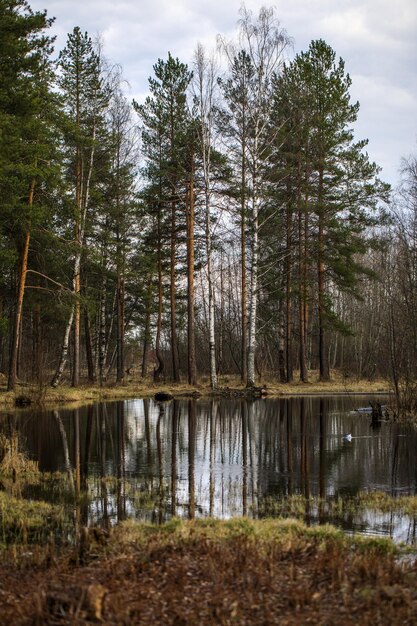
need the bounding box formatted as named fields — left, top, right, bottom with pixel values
left=0, top=519, right=416, bottom=625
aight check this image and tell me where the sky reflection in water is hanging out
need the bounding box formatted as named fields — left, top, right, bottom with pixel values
left=3, top=395, right=417, bottom=543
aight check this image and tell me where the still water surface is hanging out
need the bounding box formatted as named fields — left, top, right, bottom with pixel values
left=3, top=395, right=417, bottom=542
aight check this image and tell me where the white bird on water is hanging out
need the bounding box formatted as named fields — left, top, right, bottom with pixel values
left=343, top=434, right=353, bottom=442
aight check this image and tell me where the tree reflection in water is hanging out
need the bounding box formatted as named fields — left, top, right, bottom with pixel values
left=4, top=394, right=417, bottom=543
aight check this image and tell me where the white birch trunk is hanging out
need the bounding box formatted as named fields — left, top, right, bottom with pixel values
left=51, top=305, right=75, bottom=387
left=247, top=110, right=260, bottom=387
left=218, top=7, right=289, bottom=387
left=52, top=111, right=97, bottom=387
left=99, top=274, right=107, bottom=384
left=53, top=410, right=75, bottom=489
left=207, top=234, right=217, bottom=389
left=247, top=194, right=259, bottom=387
left=194, top=44, right=218, bottom=389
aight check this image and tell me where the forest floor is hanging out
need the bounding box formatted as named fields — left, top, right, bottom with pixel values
left=0, top=371, right=390, bottom=409
left=0, top=517, right=417, bottom=625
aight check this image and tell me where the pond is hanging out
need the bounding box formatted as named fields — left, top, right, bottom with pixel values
left=2, top=394, right=417, bottom=543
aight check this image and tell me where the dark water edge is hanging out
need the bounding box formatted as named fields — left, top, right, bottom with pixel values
left=2, top=394, right=417, bottom=544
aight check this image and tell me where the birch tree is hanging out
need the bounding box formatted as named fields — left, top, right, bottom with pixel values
left=219, top=6, right=290, bottom=387
left=192, top=43, right=220, bottom=389
left=107, top=85, right=139, bottom=384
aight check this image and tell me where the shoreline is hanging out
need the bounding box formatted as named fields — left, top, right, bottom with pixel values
left=0, top=376, right=391, bottom=410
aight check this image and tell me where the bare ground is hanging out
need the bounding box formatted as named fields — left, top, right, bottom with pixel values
left=0, top=519, right=416, bottom=625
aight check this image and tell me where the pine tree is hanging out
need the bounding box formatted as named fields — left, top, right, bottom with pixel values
left=134, top=53, right=192, bottom=382
left=51, top=27, right=109, bottom=387
left=217, top=49, right=254, bottom=384
left=0, top=0, right=58, bottom=390
left=269, top=40, right=389, bottom=380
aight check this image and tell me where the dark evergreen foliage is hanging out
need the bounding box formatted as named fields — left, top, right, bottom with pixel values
left=1, top=2, right=412, bottom=389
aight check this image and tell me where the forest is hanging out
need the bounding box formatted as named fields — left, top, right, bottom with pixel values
left=1, top=0, right=416, bottom=404
left=3, top=3, right=417, bottom=623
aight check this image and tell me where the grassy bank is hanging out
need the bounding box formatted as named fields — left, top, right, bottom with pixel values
left=0, top=372, right=390, bottom=409
left=0, top=517, right=416, bottom=625
left=0, top=459, right=416, bottom=625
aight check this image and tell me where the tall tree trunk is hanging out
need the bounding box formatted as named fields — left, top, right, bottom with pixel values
left=141, top=278, right=153, bottom=378
left=170, top=198, right=180, bottom=382
left=203, top=131, right=217, bottom=388
left=51, top=305, right=75, bottom=387
left=116, top=266, right=125, bottom=384
left=115, top=127, right=125, bottom=385
left=389, top=294, right=400, bottom=405
left=186, top=164, right=197, bottom=385
left=72, top=93, right=82, bottom=389
left=0, top=298, right=5, bottom=373
left=32, top=303, right=42, bottom=383
left=207, top=226, right=217, bottom=388
left=278, top=298, right=286, bottom=382
left=240, top=153, right=247, bottom=383
left=247, top=160, right=259, bottom=387
left=8, top=179, right=35, bottom=391
left=299, top=301, right=307, bottom=381
left=52, top=240, right=83, bottom=388
left=72, top=240, right=81, bottom=387
left=53, top=138, right=94, bottom=388
left=247, top=222, right=258, bottom=387
left=298, top=203, right=308, bottom=382
left=103, top=287, right=117, bottom=380
left=218, top=251, right=225, bottom=376
left=304, top=184, right=310, bottom=371
left=64, top=108, right=96, bottom=388
left=98, top=271, right=107, bottom=386
left=285, top=193, right=293, bottom=382
left=105, top=300, right=138, bottom=381
left=318, top=167, right=329, bottom=381
left=84, top=307, right=95, bottom=383
left=169, top=91, right=180, bottom=383
left=154, top=206, right=164, bottom=382
left=194, top=43, right=218, bottom=388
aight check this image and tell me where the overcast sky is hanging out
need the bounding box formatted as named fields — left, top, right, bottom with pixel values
left=30, top=0, right=417, bottom=187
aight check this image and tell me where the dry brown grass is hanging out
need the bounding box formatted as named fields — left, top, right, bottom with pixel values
left=0, top=518, right=416, bottom=625
left=0, top=371, right=390, bottom=409
left=0, top=432, right=39, bottom=478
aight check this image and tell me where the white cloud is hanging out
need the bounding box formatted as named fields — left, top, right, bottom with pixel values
left=29, top=0, right=417, bottom=185
left=350, top=74, right=417, bottom=183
